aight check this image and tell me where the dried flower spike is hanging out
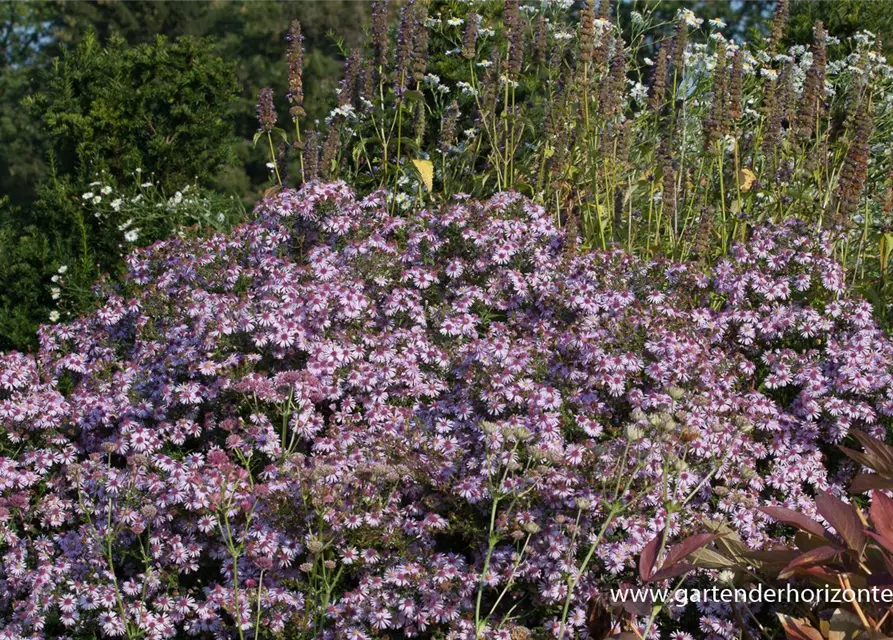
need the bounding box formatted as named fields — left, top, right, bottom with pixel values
left=286, top=20, right=305, bottom=118
left=462, top=13, right=479, bottom=60
left=769, top=0, right=789, bottom=53
left=257, top=87, right=277, bottom=132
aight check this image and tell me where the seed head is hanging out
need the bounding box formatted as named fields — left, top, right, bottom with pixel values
left=727, top=49, right=743, bottom=120
left=769, top=0, right=789, bottom=53
left=440, top=100, right=460, bottom=152
left=579, top=0, right=596, bottom=65
left=649, top=44, right=669, bottom=113
left=462, top=13, right=479, bottom=60
left=834, top=92, right=873, bottom=227
left=140, top=505, right=158, bottom=519
left=673, top=18, right=688, bottom=69
left=371, top=1, right=390, bottom=70
left=796, top=22, right=827, bottom=139
left=521, top=521, right=541, bottom=534
left=703, top=39, right=729, bottom=151
left=503, top=0, right=523, bottom=79
left=286, top=20, right=305, bottom=118
left=412, top=102, right=427, bottom=143
left=307, top=540, right=325, bottom=554
left=302, top=128, right=319, bottom=181
left=394, top=0, right=417, bottom=96
left=672, top=18, right=689, bottom=70
left=534, top=12, right=548, bottom=64
left=257, top=87, right=277, bottom=132
left=412, top=3, right=430, bottom=81
left=598, top=41, right=626, bottom=119
left=340, top=49, right=361, bottom=108
left=510, top=627, right=532, bottom=640
left=693, top=206, right=715, bottom=261
left=320, top=127, right=341, bottom=180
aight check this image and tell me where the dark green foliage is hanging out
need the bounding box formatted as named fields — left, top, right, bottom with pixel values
left=0, top=207, right=52, bottom=351
left=27, top=32, right=239, bottom=187
left=0, top=33, right=242, bottom=350
left=39, top=0, right=371, bottom=200
left=0, top=61, right=49, bottom=209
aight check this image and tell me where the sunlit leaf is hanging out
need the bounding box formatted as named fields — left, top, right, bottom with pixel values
left=412, top=159, right=434, bottom=192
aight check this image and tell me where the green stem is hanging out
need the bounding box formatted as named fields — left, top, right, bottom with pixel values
left=266, top=131, right=282, bottom=186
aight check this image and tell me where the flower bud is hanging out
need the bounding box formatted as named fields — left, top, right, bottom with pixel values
left=140, top=505, right=158, bottom=519
left=521, top=521, right=541, bottom=534
left=307, top=540, right=324, bottom=554
left=625, top=423, right=645, bottom=442
left=511, top=627, right=532, bottom=640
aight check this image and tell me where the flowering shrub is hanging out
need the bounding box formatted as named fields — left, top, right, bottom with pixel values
left=1, top=182, right=893, bottom=639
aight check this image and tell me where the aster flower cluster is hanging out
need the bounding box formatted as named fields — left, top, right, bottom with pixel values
left=1, top=183, right=892, bottom=639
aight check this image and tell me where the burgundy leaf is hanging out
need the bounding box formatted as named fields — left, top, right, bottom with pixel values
left=796, top=564, right=845, bottom=581
left=778, top=545, right=841, bottom=579
left=744, top=549, right=803, bottom=568
left=638, top=529, right=663, bottom=582
left=647, top=562, right=696, bottom=584
left=850, top=473, right=893, bottom=493
left=815, top=491, right=866, bottom=552
left=838, top=445, right=878, bottom=474
left=849, top=430, right=893, bottom=475
left=662, top=533, right=718, bottom=570
left=871, top=492, right=893, bottom=542
left=867, top=531, right=893, bottom=556
left=585, top=598, right=614, bottom=640
left=760, top=506, right=829, bottom=539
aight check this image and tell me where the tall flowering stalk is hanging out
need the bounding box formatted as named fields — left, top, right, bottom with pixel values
left=255, top=87, right=282, bottom=186
left=286, top=20, right=306, bottom=183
